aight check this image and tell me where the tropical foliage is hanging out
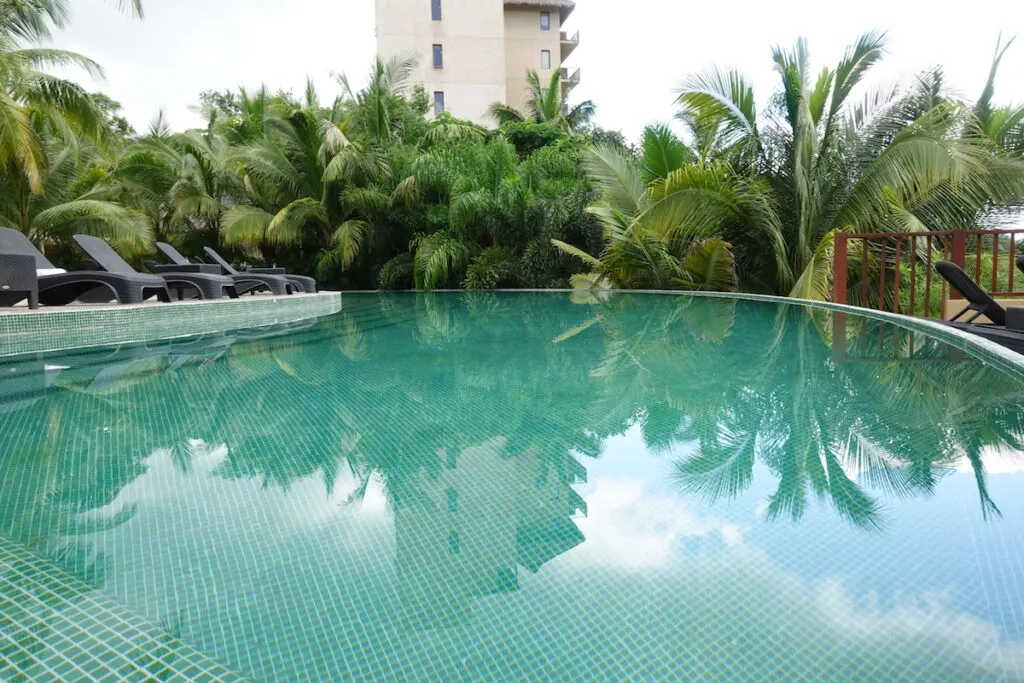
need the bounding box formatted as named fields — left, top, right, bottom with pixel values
left=488, top=68, right=596, bottom=132
left=1, top=3, right=1023, bottom=299
left=556, top=32, right=1024, bottom=298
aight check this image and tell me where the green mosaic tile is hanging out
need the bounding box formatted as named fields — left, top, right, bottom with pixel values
left=0, top=536, right=245, bottom=682
left=0, top=292, right=341, bottom=357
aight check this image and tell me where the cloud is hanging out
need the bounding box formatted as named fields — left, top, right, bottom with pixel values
left=814, top=578, right=1024, bottom=675
left=48, top=0, right=1024, bottom=138
left=957, top=447, right=1024, bottom=475
left=571, top=476, right=742, bottom=567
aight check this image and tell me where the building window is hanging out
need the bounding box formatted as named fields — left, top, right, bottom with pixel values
left=541, top=50, right=551, bottom=70
left=434, top=91, right=445, bottom=116
left=431, top=0, right=441, bottom=20
left=432, top=44, right=443, bottom=68
left=540, top=11, right=550, bottom=30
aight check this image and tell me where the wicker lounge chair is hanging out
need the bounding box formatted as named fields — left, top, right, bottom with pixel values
left=73, top=235, right=239, bottom=301
left=202, top=247, right=314, bottom=294
left=0, top=227, right=170, bottom=307
left=155, top=243, right=294, bottom=296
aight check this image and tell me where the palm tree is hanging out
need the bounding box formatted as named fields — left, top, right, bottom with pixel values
left=488, top=68, right=596, bottom=132
left=552, top=133, right=791, bottom=292
left=104, top=128, right=245, bottom=250
left=337, top=55, right=420, bottom=144
left=0, top=0, right=110, bottom=197
left=0, top=126, right=152, bottom=254
left=218, top=88, right=390, bottom=277
left=382, top=134, right=589, bottom=290
left=974, top=36, right=1024, bottom=158
left=674, top=32, right=1024, bottom=299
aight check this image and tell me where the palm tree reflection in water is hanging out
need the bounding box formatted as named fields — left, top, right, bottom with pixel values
left=577, top=297, right=1024, bottom=530
left=0, top=293, right=1021, bottom=607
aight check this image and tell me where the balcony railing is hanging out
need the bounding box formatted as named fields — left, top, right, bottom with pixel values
left=560, top=30, right=579, bottom=60
left=560, top=67, right=580, bottom=86
left=833, top=228, right=1024, bottom=319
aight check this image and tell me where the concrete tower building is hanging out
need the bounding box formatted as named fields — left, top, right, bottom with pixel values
left=374, top=0, right=580, bottom=125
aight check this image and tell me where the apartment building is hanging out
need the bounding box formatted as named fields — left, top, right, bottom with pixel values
left=374, top=0, right=580, bottom=125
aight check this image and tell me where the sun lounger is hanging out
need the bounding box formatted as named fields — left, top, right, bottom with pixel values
left=202, top=247, right=313, bottom=294
left=73, top=235, right=238, bottom=301
left=155, top=243, right=294, bottom=296
left=935, top=260, right=1024, bottom=353
left=0, top=227, right=171, bottom=306
left=935, top=260, right=1006, bottom=325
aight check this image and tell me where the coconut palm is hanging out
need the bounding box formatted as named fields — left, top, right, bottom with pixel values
left=104, top=129, right=244, bottom=251
left=674, top=31, right=1024, bottom=300
left=552, top=135, right=791, bottom=292
left=0, top=0, right=110, bottom=196
left=337, top=55, right=421, bottom=144
left=0, top=127, right=152, bottom=254
left=488, top=68, right=596, bottom=132
left=974, top=36, right=1024, bottom=158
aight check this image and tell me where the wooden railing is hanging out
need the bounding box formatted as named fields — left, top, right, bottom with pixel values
left=833, top=229, right=1024, bottom=319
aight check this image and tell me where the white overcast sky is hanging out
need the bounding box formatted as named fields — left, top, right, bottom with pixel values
left=56, top=0, right=1024, bottom=138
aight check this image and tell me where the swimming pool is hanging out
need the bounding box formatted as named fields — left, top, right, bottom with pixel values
left=1, top=292, right=1022, bottom=680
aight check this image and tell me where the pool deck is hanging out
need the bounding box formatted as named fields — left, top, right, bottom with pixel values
left=0, top=292, right=341, bottom=357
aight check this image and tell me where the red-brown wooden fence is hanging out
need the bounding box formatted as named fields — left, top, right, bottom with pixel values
left=833, top=229, right=1024, bottom=319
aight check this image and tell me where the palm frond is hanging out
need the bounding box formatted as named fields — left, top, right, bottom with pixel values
left=266, top=197, right=328, bottom=245
left=641, top=124, right=694, bottom=182
left=32, top=200, right=152, bottom=253
left=488, top=102, right=526, bottom=126
left=583, top=144, right=645, bottom=219
left=463, top=247, right=519, bottom=289
left=675, top=67, right=759, bottom=157
left=331, top=219, right=370, bottom=269
left=551, top=239, right=601, bottom=267
left=221, top=205, right=273, bottom=245
left=378, top=252, right=414, bottom=289
left=789, top=228, right=837, bottom=300
left=413, top=232, right=473, bottom=289
left=679, top=238, right=738, bottom=291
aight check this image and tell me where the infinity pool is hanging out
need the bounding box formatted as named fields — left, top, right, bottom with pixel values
left=1, top=293, right=1023, bottom=681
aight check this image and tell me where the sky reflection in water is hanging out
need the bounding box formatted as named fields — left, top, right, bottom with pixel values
left=0, top=292, right=1022, bottom=681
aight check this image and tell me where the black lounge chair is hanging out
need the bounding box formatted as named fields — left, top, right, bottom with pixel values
left=935, top=260, right=1024, bottom=353
left=935, top=260, right=1005, bottom=325
left=155, top=243, right=294, bottom=296
left=152, top=242, right=271, bottom=297
left=0, top=227, right=171, bottom=306
left=73, top=235, right=239, bottom=301
left=245, top=265, right=317, bottom=294
left=203, top=247, right=313, bottom=294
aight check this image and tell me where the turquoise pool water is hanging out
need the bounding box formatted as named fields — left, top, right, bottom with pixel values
left=1, top=292, right=1023, bottom=681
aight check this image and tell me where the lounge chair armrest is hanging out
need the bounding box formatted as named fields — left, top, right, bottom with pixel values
left=246, top=266, right=287, bottom=275
left=1007, top=306, right=1024, bottom=331
left=150, top=263, right=223, bottom=275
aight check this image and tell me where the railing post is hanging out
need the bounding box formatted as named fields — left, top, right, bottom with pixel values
left=832, top=311, right=847, bottom=362
left=833, top=232, right=848, bottom=304
left=950, top=231, right=966, bottom=300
